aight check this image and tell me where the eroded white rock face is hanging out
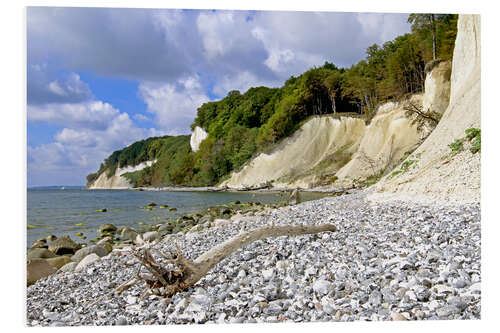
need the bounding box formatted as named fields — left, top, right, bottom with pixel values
left=190, top=126, right=208, bottom=152
left=375, top=14, right=481, bottom=203
left=335, top=95, right=423, bottom=183
left=422, top=61, right=452, bottom=116
left=89, top=160, right=156, bottom=189
left=222, top=116, right=366, bottom=188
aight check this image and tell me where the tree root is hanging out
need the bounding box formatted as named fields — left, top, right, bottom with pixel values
left=115, top=223, right=337, bottom=298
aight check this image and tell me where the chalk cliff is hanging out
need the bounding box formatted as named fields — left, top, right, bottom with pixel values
left=190, top=126, right=208, bottom=152
left=88, top=160, right=156, bottom=189
left=373, top=14, right=480, bottom=203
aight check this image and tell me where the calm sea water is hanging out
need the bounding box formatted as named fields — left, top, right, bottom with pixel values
left=27, top=188, right=326, bottom=248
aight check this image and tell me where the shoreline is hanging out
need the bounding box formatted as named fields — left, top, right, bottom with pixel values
left=27, top=191, right=481, bottom=325
left=86, top=185, right=359, bottom=195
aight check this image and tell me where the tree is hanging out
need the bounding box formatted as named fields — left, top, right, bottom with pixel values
left=408, top=14, right=438, bottom=60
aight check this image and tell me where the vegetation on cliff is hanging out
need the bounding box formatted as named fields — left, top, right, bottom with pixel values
left=87, top=14, right=458, bottom=188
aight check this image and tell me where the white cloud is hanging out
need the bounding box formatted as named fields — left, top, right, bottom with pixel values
left=139, top=75, right=210, bottom=134
left=213, top=71, right=280, bottom=97
left=28, top=101, right=119, bottom=130
left=197, top=12, right=236, bottom=60
left=133, top=113, right=152, bottom=122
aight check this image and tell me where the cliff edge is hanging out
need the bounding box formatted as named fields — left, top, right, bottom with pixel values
left=373, top=14, right=480, bottom=203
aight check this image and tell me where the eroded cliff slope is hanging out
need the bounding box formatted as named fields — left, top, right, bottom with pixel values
left=373, top=14, right=480, bottom=203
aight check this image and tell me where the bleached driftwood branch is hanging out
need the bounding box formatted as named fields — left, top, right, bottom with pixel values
left=116, top=223, right=337, bottom=298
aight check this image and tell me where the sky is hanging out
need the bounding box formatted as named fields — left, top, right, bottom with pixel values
left=26, top=7, right=412, bottom=186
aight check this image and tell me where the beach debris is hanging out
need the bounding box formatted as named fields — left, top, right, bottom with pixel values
left=115, top=223, right=336, bottom=298
left=289, top=189, right=301, bottom=205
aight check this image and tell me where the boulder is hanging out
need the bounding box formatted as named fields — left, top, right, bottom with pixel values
left=27, top=248, right=57, bottom=260
left=59, top=261, right=78, bottom=272
left=119, top=226, right=138, bottom=242
left=30, top=239, right=48, bottom=249
left=72, top=245, right=108, bottom=262
left=75, top=253, right=100, bottom=272
left=98, top=224, right=117, bottom=234
left=27, top=259, right=56, bottom=286
left=46, top=235, right=57, bottom=242
left=46, top=256, right=72, bottom=269
left=142, top=231, right=159, bottom=243
left=214, top=219, right=231, bottom=228
left=95, top=208, right=107, bottom=212
left=289, top=189, right=301, bottom=205
left=48, top=236, right=80, bottom=255
left=158, top=223, right=174, bottom=236
left=147, top=202, right=157, bottom=207
left=96, top=238, right=113, bottom=253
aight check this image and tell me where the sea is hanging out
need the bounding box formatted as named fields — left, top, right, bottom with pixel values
left=27, top=187, right=327, bottom=248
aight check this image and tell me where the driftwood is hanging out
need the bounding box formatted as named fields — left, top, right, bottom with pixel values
left=115, top=223, right=337, bottom=298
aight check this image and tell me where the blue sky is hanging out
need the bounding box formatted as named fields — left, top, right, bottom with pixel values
left=27, top=7, right=411, bottom=186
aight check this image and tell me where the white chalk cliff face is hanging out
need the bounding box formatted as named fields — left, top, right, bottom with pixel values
left=222, top=116, right=366, bottom=188
left=375, top=14, right=481, bottom=202
left=190, top=126, right=208, bottom=152
left=220, top=35, right=456, bottom=189
left=422, top=60, right=452, bottom=116
left=88, top=160, right=156, bottom=189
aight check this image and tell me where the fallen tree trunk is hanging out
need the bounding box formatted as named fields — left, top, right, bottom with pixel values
left=116, top=223, right=337, bottom=298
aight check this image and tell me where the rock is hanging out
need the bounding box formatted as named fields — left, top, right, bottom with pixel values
left=74, top=253, right=100, bottom=272
left=289, top=189, right=301, bottom=205
left=46, top=256, right=72, bottom=269
left=27, top=259, right=56, bottom=286
left=214, top=219, right=231, bottom=228
left=27, top=248, right=57, bottom=260
left=30, top=239, right=48, bottom=249
left=95, top=208, right=107, bottom=213
left=147, top=202, right=157, bottom=207
left=142, top=231, right=159, bottom=243
left=48, top=236, right=80, bottom=255
left=97, top=224, right=117, bottom=234
left=262, top=268, right=274, bottom=281
left=168, top=208, right=177, bottom=212
left=59, top=261, right=78, bottom=272
left=436, top=305, right=460, bottom=317
left=390, top=312, right=408, bottom=321
left=115, top=316, right=128, bottom=325
left=158, top=223, right=174, bottom=236
left=313, top=279, right=332, bottom=295
left=46, top=235, right=57, bottom=242
left=119, top=227, right=138, bottom=242
left=96, top=238, right=113, bottom=253
left=72, top=245, right=108, bottom=262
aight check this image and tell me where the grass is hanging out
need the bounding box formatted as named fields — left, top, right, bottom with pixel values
left=448, top=128, right=481, bottom=155
left=389, top=159, right=418, bottom=179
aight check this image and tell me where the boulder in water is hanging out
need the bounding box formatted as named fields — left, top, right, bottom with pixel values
left=48, top=235, right=80, bottom=255
left=30, top=238, right=48, bottom=250
left=98, top=223, right=117, bottom=234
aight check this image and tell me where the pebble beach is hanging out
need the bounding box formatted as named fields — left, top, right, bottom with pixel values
left=26, top=191, right=481, bottom=326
